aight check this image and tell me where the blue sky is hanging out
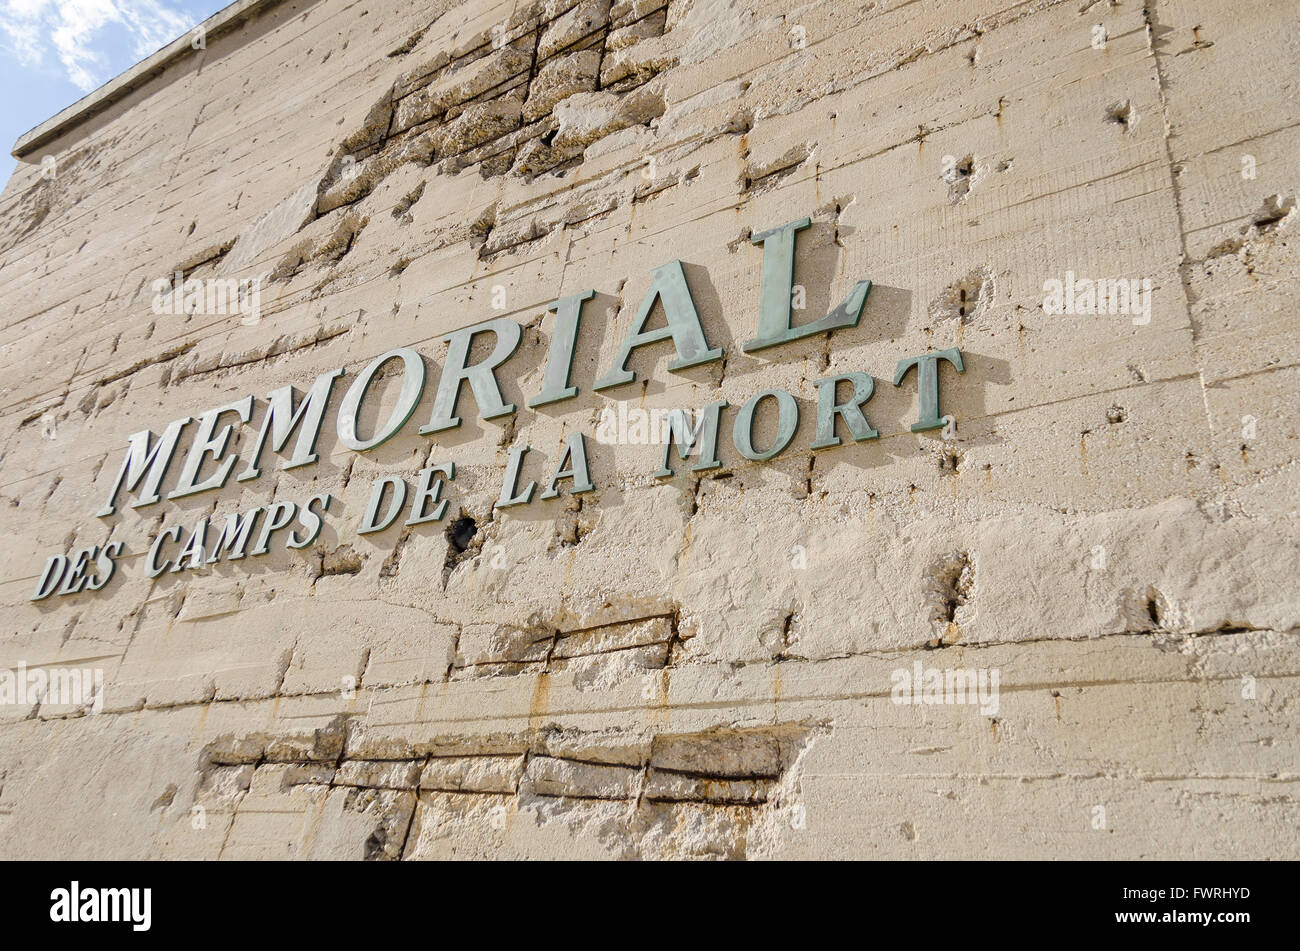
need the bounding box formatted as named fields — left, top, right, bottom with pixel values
left=0, top=0, right=227, bottom=183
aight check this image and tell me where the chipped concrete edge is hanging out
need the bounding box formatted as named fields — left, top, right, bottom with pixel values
left=11, top=0, right=292, bottom=159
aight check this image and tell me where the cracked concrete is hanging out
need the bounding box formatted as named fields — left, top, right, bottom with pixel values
left=0, top=0, right=1297, bottom=859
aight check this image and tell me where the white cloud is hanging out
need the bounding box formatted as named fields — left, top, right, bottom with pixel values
left=0, top=0, right=196, bottom=92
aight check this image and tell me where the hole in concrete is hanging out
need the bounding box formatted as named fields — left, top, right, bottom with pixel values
left=441, top=512, right=487, bottom=587
left=1104, top=99, right=1137, bottom=132
left=942, top=154, right=975, bottom=203
left=316, top=544, right=364, bottom=579
left=929, top=267, right=995, bottom=324
left=924, top=551, right=974, bottom=646
left=363, top=829, right=389, bottom=860
left=1248, top=194, right=1295, bottom=233
left=447, top=516, right=477, bottom=552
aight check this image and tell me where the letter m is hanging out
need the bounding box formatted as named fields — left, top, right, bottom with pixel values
left=237, top=369, right=343, bottom=481
left=97, top=418, right=190, bottom=517
left=47, top=668, right=82, bottom=705
left=101, top=888, right=129, bottom=922
left=654, top=401, right=727, bottom=477
left=945, top=668, right=977, bottom=705
left=207, top=508, right=262, bottom=563
left=1099, top=279, right=1127, bottom=315
left=206, top=279, right=239, bottom=315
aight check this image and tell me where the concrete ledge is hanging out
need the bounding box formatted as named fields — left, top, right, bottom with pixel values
left=11, top=0, right=291, bottom=159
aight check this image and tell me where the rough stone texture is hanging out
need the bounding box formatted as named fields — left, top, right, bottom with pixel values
left=525, top=49, right=603, bottom=121
left=0, top=0, right=1297, bottom=860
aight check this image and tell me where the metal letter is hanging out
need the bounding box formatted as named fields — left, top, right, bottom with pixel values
left=594, top=260, right=722, bottom=390
left=147, top=526, right=182, bottom=578
left=97, top=418, right=190, bottom=516
left=540, top=434, right=595, bottom=499
left=406, top=464, right=455, bottom=526
left=250, top=501, right=297, bottom=555
left=733, top=389, right=799, bottom=461
left=654, top=401, right=728, bottom=477
left=743, top=217, right=872, bottom=352
left=207, top=508, right=262, bottom=563
left=420, top=318, right=522, bottom=434
left=338, top=348, right=426, bottom=451
left=358, top=477, right=407, bottom=534
left=172, top=518, right=209, bottom=572
left=288, top=494, right=333, bottom=549
left=170, top=397, right=253, bottom=499
left=31, top=555, right=67, bottom=601
left=528, top=290, right=594, bottom=408
left=87, top=541, right=124, bottom=591
left=57, top=547, right=97, bottom=593
left=893, top=348, right=965, bottom=432
left=497, top=446, right=536, bottom=508
left=811, top=372, right=879, bottom=449
left=237, top=369, right=343, bottom=481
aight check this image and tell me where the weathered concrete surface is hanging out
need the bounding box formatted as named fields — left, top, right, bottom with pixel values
left=0, top=0, right=1296, bottom=859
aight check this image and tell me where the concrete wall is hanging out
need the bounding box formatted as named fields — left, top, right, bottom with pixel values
left=0, top=0, right=1296, bottom=859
